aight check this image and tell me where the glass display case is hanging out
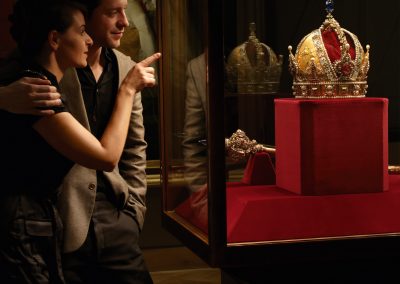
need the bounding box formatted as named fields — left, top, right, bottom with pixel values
left=157, top=0, right=400, bottom=274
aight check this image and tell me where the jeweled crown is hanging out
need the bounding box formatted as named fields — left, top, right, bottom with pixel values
left=288, top=1, right=370, bottom=98
left=225, top=22, right=283, bottom=94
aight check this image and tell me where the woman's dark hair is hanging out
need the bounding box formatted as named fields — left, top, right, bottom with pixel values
left=9, top=0, right=87, bottom=58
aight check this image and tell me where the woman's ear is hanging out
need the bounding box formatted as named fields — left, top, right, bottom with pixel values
left=48, top=30, right=60, bottom=51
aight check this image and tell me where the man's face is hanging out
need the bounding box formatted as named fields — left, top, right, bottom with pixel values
left=86, top=0, right=129, bottom=48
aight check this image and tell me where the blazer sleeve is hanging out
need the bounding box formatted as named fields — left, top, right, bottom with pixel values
left=182, top=55, right=208, bottom=192
left=115, top=50, right=148, bottom=229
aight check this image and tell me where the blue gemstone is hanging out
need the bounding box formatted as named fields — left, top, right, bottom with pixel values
left=326, top=0, right=334, bottom=14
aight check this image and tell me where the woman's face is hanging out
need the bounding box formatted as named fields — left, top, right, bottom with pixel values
left=56, top=10, right=93, bottom=68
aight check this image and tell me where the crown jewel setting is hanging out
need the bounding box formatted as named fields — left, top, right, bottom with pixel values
left=225, top=22, right=283, bottom=94
left=288, top=0, right=370, bottom=98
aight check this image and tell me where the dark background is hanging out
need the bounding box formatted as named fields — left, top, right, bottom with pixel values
left=223, top=0, right=400, bottom=141
left=1, top=0, right=399, bottom=158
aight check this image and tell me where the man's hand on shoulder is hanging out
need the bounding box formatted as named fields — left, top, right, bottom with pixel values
left=0, top=77, right=62, bottom=115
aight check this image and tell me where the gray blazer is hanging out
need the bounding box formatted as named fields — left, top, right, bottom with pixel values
left=58, top=50, right=147, bottom=253
left=182, top=53, right=208, bottom=192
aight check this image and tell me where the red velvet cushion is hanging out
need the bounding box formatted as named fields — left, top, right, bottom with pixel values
left=242, top=152, right=275, bottom=185
left=175, top=152, right=276, bottom=234
left=175, top=184, right=209, bottom=234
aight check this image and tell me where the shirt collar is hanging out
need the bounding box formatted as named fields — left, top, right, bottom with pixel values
left=80, top=47, right=114, bottom=73
left=103, top=48, right=113, bottom=63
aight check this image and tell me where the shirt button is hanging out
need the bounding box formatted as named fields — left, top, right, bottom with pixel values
left=88, top=183, right=96, bottom=190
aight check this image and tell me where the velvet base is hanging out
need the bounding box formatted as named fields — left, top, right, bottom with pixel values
left=175, top=98, right=393, bottom=243
left=176, top=175, right=400, bottom=243
left=226, top=176, right=400, bottom=243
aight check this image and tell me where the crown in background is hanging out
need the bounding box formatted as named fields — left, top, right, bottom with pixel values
left=288, top=1, right=370, bottom=98
left=225, top=22, right=283, bottom=94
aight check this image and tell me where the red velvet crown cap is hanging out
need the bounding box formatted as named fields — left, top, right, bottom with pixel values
left=322, top=30, right=356, bottom=63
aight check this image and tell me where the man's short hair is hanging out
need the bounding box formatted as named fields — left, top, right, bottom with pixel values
left=72, top=0, right=102, bottom=17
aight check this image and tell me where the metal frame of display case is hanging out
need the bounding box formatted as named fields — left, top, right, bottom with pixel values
left=157, top=0, right=400, bottom=269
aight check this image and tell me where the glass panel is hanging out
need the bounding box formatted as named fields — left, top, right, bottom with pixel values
left=223, top=0, right=280, bottom=244
left=161, top=0, right=209, bottom=240
left=223, top=0, right=282, bottom=147
left=160, top=0, right=400, bottom=251
left=222, top=0, right=400, bottom=246
left=119, top=0, right=159, bottom=160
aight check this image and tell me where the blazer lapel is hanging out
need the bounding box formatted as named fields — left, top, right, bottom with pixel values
left=60, top=68, right=91, bottom=130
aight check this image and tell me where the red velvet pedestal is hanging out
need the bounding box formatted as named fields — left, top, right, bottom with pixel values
left=175, top=153, right=400, bottom=243
left=226, top=176, right=400, bottom=243
left=175, top=98, right=394, bottom=243
left=275, top=98, right=388, bottom=195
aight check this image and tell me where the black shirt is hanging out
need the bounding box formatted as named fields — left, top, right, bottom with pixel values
left=76, top=48, right=119, bottom=191
left=0, top=63, right=73, bottom=197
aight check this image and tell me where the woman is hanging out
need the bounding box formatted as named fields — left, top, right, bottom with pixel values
left=0, top=0, right=158, bottom=282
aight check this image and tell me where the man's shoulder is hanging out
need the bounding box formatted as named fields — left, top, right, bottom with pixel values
left=189, top=53, right=205, bottom=67
left=111, top=49, right=135, bottom=79
left=112, top=49, right=135, bottom=64
left=188, top=53, right=206, bottom=77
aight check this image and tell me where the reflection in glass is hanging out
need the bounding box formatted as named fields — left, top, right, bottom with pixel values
left=160, top=0, right=209, bottom=236
left=180, top=52, right=209, bottom=233
left=119, top=0, right=159, bottom=159
left=225, top=22, right=283, bottom=94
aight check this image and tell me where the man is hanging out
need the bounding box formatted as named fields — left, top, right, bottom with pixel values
left=0, top=0, right=159, bottom=282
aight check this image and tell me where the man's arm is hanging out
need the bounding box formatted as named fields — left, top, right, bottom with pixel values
left=114, top=51, right=161, bottom=229
left=119, top=91, right=148, bottom=229
left=0, top=77, right=62, bottom=115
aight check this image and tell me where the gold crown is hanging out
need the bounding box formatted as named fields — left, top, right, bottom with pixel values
left=225, top=22, right=283, bottom=94
left=288, top=10, right=370, bottom=98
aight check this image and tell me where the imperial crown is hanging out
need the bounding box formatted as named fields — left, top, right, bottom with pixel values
left=225, top=22, right=283, bottom=94
left=288, top=3, right=370, bottom=98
